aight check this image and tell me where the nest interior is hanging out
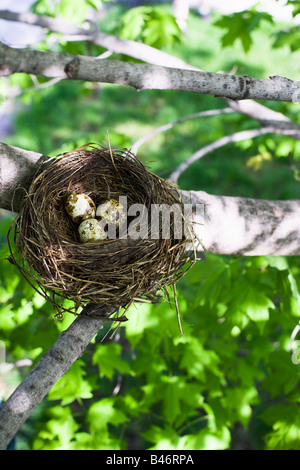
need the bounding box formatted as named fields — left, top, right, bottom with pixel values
left=8, top=144, right=194, bottom=317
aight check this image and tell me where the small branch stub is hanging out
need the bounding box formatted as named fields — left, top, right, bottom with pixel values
left=64, top=57, right=80, bottom=79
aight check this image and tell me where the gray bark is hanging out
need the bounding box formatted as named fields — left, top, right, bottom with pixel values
left=182, top=190, right=300, bottom=256
left=0, top=143, right=47, bottom=213
left=1, top=42, right=300, bottom=101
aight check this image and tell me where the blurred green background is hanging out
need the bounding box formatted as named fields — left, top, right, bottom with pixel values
left=1, top=0, right=300, bottom=450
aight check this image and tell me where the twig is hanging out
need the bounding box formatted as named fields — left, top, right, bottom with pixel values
left=130, top=107, right=234, bottom=154
left=168, top=126, right=283, bottom=183
left=225, top=98, right=300, bottom=131
left=0, top=76, right=62, bottom=112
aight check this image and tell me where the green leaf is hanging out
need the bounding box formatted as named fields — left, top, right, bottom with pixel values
left=214, top=10, right=273, bottom=53
left=278, top=268, right=300, bottom=318
left=86, top=0, right=103, bottom=10
left=125, top=303, right=159, bottom=348
left=245, top=288, right=273, bottom=323
left=143, top=424, right=230, bottom=450
left=33, top=406, right=79, bottom=450
left=184, top=426, right=231, bottom=450
left=92, top=342, right=132, bottom=379
left=272, top=27, right=300, bottom=52
left=260, top=403, right=300, bottom=450
left=176, top=335, right=221, bottom=381
left=120, top=6, right=148, bottom=41
left=261, top=350, right=300, bottom=398
left=87, top=397, right=128, bottom=432
left=143, top=13, right=181, bottom=48
left=0, top=304, right=17, bottom=331
left=287, top=0, right=300, bottom=17
left=142, top=425, right=189, bottom=450
left=161, top=376, right=204, bottom=426
left=224, top=278, right=274, bottom=334
left=120, top=5, right=181, bottom=48
left=181, top=255, right=230, bottom=308
left=48, top=360, right=93, bottom=405
left=222, top=386, right=259, bottom=427
left=72, top=431, right=125, bottom=450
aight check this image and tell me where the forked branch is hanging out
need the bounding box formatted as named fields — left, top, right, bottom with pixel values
left=1, top=42, right=300, bottom=102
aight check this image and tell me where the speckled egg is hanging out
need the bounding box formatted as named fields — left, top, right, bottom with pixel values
left=78, top=218, right=107, bottom=243
left=96, top=199, right=127, bottom=225
left=65, top=192, right=96, bottom=224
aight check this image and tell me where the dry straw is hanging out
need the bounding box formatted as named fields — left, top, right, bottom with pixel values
left=8, top=144, right=195, bottom=319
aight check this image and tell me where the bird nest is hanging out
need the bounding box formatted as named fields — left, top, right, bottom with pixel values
left=8, top=144, right=195, bottom=319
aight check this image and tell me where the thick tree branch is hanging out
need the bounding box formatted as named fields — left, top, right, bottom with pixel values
left=0, top=142, right=47, bottom=212
left=0, top=314, right=105, bottom=450
left=182, top=190, right=300, bottom=256
left=1, top=42, right=300, bottom=101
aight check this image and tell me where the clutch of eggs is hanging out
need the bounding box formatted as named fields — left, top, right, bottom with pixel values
left=96, top=199, right=126, bottom=225
left=65, top=193, right=127, bottom=243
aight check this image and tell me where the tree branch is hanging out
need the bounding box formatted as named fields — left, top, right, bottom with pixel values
left=0, top=142, right=47, bottom=212
left=130, top=107, right=234, bottom=154
left=168, top=127, right=282, bottom=183
left=225, top=98, right=300, bottom=131
left=1, top=42, right=300, bottom=101
left=0, top=314, right=105, bottom=450
left=182, top=190, right=300, bottom=256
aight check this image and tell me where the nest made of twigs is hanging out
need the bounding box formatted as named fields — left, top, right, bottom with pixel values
left=8, top=144, right=195, bottom=318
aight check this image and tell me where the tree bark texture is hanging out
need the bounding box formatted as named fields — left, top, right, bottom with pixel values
left=0, top=143, right=47, bottom=213
left=182, top=190, right=300, bottom=256
left=1, top=42, right=300, bottom=102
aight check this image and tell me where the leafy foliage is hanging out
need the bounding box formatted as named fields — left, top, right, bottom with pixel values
left=120, top=5, right=182, bottom=49
left=2, top=225, right=300, bottom=450
left=214, top=10, right=274, bottom=53
left=31, top=0, right=103, bottom=22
